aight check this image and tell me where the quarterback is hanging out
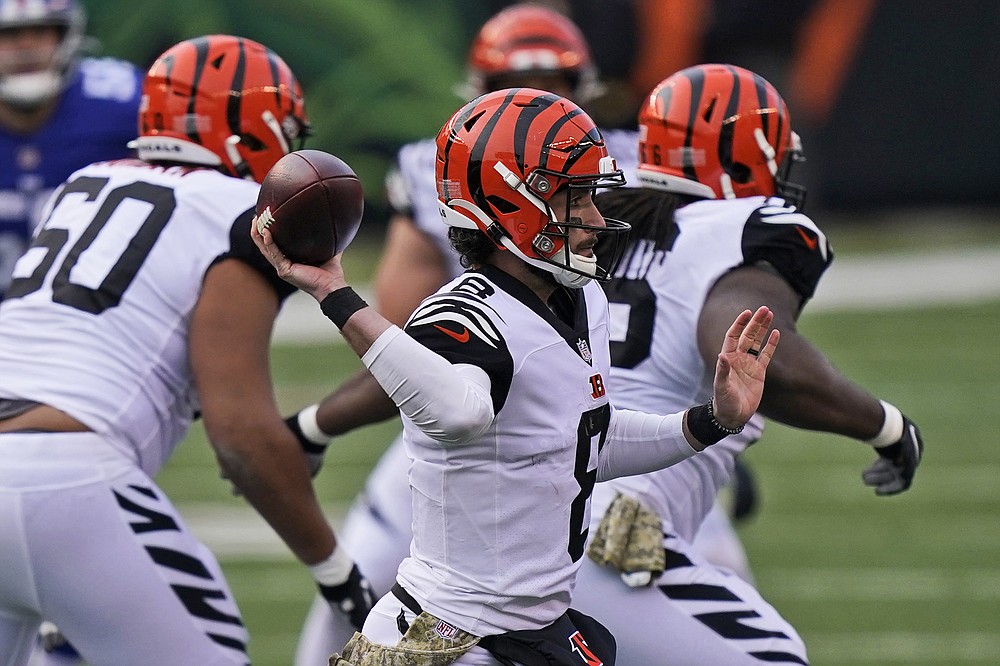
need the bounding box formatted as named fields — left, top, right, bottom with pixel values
left=255, top=87, right=779, bottom=666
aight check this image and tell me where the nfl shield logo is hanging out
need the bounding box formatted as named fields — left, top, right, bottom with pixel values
left=435, top=620, right=458, bottom=640
left=576, top=338, right=593, bottom=364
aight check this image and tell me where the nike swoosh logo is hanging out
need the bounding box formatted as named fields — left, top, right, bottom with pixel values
left=795, top=226, right=818, bottom=250
left=434, top=324, right=470, bottom=343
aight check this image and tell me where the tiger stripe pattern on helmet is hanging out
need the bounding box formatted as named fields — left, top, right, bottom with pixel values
left=136, top=35, right=310, bottom=183
left=436, top=87, right=630, bottom=287
left=637, top=63, right=805, bottom=208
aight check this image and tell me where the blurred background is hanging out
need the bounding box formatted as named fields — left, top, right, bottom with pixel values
left=85, top=0, right=1000, bottom=225
left=76, top=0, right=999, bottom=664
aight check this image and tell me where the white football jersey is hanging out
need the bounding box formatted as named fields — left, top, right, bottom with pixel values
left=386, top=128, right=639, bottom=281
left=0, top=160, right=283, bottom=476
left=396, top=266, right=614, bottom=636
left=593, top=195, right=832, bottom=541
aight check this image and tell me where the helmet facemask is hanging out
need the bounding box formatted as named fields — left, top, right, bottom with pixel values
left=774, top=131, right=807, bottom=210
left=508, top=159, right=630, bottom=288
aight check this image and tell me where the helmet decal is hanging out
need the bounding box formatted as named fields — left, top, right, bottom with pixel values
left=637, top=63, right=806, bottom=208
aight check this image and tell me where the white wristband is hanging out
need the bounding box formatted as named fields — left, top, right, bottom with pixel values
left=297, top=404, right=332, bottom=446
left=308, top=546, right=354, bottom=586
left=866, top=400, right=904, bottom=448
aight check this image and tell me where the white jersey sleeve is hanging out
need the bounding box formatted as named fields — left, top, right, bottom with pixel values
left=0, top=161, right=264, bottom=476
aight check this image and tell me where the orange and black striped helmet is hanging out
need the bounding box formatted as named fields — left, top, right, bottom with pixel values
left=458, top=4, right=600, bottom=103
left=637, top=64, right=806, bottom=208
left=133, top=35, right=310, bottom=183
left=436, top=87, right=630, bottom=288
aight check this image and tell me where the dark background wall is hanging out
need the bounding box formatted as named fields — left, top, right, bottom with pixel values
left=81, top=0, right=999, bottom=220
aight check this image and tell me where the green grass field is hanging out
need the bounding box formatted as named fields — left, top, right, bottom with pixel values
left=157, top=227, right=1000, bottom=665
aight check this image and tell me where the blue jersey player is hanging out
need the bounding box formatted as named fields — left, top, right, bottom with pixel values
left=0, top=0, right=140, bottom=297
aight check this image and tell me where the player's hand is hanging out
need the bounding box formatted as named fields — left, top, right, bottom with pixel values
left=284, top=404, right=331, bottom=477
left=250, top=219, right=346, bottom=301
left=317, top=563, right=377, bottom=631
left=711, top=306, right=780, bottom=428
left=862, top=416, right=923, bottom=495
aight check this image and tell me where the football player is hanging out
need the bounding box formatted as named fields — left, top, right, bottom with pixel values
left=569, top=63, right=924, bottom=664
left=254, top=86, right=780, bottom=666
left=291, top=6, right=754, bottom=662
left=0, top=0, right=140, bottom=298
left=0, top=35, right=372, bottom=665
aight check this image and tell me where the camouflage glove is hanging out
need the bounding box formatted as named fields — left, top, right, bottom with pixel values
left=862, top=402, right=924, bottom=496
left=285, top=403, right=332, bottom=476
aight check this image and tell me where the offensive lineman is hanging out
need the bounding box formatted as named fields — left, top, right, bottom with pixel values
left=254, top=87, right=780, bottom=666
left=571, top=64, right=924, bottom=664
left=0, top=35, right=372, bottom=665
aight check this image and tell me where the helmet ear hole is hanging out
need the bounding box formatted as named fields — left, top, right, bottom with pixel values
left=486, top=195, right=517, bottom=214
left=240, top=134, right=267, bottom=151
left=729, top=163, right=752, bottom=183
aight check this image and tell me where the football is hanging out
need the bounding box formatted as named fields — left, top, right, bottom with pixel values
left=255, top=150, right=364, bottom=265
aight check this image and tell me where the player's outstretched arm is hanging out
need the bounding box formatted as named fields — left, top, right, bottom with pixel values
left=699, top=265, right=924, bottom=495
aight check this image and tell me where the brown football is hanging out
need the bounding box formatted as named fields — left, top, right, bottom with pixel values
left=255, top=150, right=364, bottom=265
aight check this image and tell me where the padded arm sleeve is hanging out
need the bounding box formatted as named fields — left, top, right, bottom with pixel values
left=362, top=326, right=495, bottom=445
left=598, top=408, right=698, bottom=481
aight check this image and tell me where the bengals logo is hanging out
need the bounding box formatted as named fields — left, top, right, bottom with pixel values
left=569, top=631, right=603, bottom=665
left=588, top=374, right=605, bottom=399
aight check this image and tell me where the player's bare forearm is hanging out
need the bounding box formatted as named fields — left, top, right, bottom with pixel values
left=191, top=262, right=337, bottom=564
left=757, top=332, right=885, bottom=438
left=314, top=367, right=399, bottom=436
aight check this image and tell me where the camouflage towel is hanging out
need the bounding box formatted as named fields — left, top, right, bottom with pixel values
left=587, top=493, right=665, bottom=577
left=329, top=612, right=481, bottom=666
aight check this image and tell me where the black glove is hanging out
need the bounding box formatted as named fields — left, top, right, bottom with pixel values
left=317, top=564, right=377, bottom=630
left=862, top=415, right=923, bottom=496
left=284, top=405, right=330, bottom=477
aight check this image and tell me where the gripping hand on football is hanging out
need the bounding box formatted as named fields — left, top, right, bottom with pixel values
left=862, top=405, right=924, bottom=496
left=310, top=548, right=377, bottom=631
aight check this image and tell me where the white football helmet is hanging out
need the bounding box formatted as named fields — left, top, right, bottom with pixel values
left=0, top=0, right=87, bottom=108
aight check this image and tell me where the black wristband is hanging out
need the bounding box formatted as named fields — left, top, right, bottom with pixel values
left=687, top=399, right=745, bottom=447
left=284, top=414, right=327, bottom=454
left=320, top=287, right=368, bottom=329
